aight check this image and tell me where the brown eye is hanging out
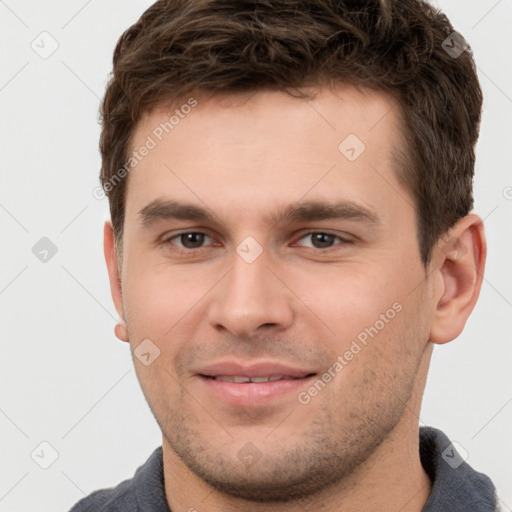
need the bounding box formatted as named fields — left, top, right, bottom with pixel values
left=179, top=233, right=206, bottom=249
left=165, top=232, right=213, bottom=250
left=309, top=233, right=336, bottom=249
left=296, top=232, right=349, bottom=250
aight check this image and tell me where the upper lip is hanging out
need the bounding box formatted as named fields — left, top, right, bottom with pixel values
left=196, top=361, right=316, bottom=379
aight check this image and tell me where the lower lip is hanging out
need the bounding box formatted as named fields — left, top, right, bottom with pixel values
left=198, top=375, right=316, bottom=407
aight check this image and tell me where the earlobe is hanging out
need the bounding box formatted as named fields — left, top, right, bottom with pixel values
left=429, top=214, right=486, bottom=345
left=114, top=320, right=129, bottom=342
left=103, top=221, right=129, bottom=343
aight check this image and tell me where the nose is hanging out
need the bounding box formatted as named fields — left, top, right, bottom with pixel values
left=207, top=248, right=294, bottom=339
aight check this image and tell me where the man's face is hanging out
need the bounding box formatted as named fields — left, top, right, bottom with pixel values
left=112, top=86, right=434, bottom=500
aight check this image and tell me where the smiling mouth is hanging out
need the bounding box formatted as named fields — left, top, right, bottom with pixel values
left=202, top=374, right=316, bottom=383
left=198, top=371, right=318, bottom=406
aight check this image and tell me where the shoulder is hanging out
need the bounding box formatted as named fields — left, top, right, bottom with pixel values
left=420, top=426, right=499, bottom=512
left=68, top=475, right=136, bottom=511
left=67, top=447, right=166, bottom=512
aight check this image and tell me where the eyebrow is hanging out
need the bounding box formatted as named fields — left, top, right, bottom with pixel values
left=138, top=198, right=381, bottom=228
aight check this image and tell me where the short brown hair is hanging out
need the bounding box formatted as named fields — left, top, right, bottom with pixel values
left=100, top=0, right=483, bottom=266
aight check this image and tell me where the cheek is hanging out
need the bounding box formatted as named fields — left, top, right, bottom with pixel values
left=285, top=264, right=404, bottom=341
left=123, top=259, right=217, bottom=337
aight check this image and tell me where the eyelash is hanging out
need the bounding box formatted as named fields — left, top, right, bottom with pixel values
left=161, top=230, right=353, bottom=253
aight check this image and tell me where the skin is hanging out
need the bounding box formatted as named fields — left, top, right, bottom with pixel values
left=104, top=85, right=486, bottom=512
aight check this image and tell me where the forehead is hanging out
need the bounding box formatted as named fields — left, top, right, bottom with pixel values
left=132, top=85, right=399, bottom=155
left=124, top=85, right=409, bottom=228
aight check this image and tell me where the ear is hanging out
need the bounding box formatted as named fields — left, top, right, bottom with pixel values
left=429, top=214, right=486, bottom=344
left=104, top=221, right=129, bottom=342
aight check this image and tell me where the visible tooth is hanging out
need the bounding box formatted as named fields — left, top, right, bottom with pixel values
left=250, top=377, right=270, bottom=383
left=212, top=375, right=300, bottom=383
left=233, top=376, right=251, bottom=383
left=215, top=376, right=251, bottom=383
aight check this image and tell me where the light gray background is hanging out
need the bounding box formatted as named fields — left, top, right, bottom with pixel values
left=1, top=1, right=511, bottom=510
